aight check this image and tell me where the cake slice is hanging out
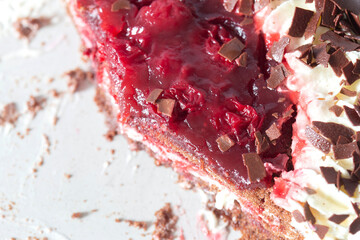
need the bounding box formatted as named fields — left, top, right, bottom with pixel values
left=67, top=0, right=360, bottom=239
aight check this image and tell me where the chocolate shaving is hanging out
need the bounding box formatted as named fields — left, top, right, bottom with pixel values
left=329, top=214, right=349, bottom=224
left=320, top=31, right=360, bottom=52
left=336, top=170, right=342, bottom=189
left=157, top=99, right=175, bottom=117
left=320, top=166, right=338, bottom=184
left=147, top=89, right=163, bottom=104
left=254, top=0, right=269, bottom=13
left=216, top=134, right=235, bottom=152
left=321, top=0, right=337, bottom=28
left=239, top=0, right=253, bottom=16
left=329, top=49, right=350, bottom=77
left=312, top=43, right=330, bottom=67
left=344, top=106, right=360, bottom=126
left=329, top=105, right=343, bottom=117
left=331, top=0, right=360, bottom=15
left=312, top=121, right=354, bottom=144
left=242, top=153, right=266, bottom=182
left=314, top=224, right=329, bottom=239
left=342, top=62, right=360, bottom=85
left=342, top=178, right=358, bottom=196
left=350, top=217, right=360, bottom=234
left=111, top=0, right=131, bottom=12
left=337, top=135, right=351, bottom=144
left=292, top=210, right=305, bottom=223
left=235, top=52, right=248, bottom=67
left=353, top=60, right=360, bottom=75
left=333, top=142, right=359, bottom=160
left=304, top=202, right=316, bottom=224
left=267, top=64, right=288, bottom=89
left=340, top=87, right=357, bottom=97
left=255, top=131, right=270, bottom=154
left=352, top=202, right=360, bottom=216
left=223, top=0, right=238, bottom=12
left=240, top=17, right=254, bottom=26
left=218, top=38, right=245, bottom=62
left=305, top=126, right=331, bottom=153
left=269, top=37, right=290, bottom=63
left=304, top=11, right=321, bottom=39
left=265, top=123, right=281, bottom=141
left=288, top=8, right=314, bottom=37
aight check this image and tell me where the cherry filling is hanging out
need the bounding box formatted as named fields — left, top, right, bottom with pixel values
left=77, top=0, right=295, bottom=188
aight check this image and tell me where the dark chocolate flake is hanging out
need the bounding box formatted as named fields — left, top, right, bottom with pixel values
left=288, top=7, right=314, bottom=37
left=314, top=224, right=329, bottom=239
left=147, top=89, right=163, bottom=104
left=242, top=153, right=266, bottom=182
left=265, top=123, right=281, bottom=141
left=255, top=131, right=270, bottom=154
left=216, top=134, right=235, bottom=152
left=111, top=0, right=131, bottom=12
left=218, top=38, right=245, bottom=62
left=329, top=48, right=350, bottom=77
left=292, top=210, right=306, bottom=223
left=340, top=87, right=357, bottom=97
left=270, top=37, right=290, bottom=63
left=336, top=170, right=342, bottom=190
left=353, top=60, right=360, bottom=75
left=352, top=202, right=360, bottom=216
left=320, top=30, right=360, bottom=52
left=342, top=62, right=360, bottom=85
left=337, top=135, right=351, bottom=145
left=157, top=99, right=175, bottom=117
left=320, top=166, right=338, bottom=184
left=344, top=106, right=360, bottom=126
left=267, top=64, right=288, bottom=89
left=331, top=0, right=360, bottom=15
left=329, top=214, right=349, bottom=224
left=223, top=0, right=238, bottom=12
left=312, top=121, right=354, bottom=145
left=235, top=52, right=248, bottom=67
left=329, top=105, right=343, bottom=117
left=305, top=126, right=331, bottom=153
left=343, top=178, right=358, bottom=196
left=321, top=0, right=337, bottom=28
left=333, top=142, right=359, bottom=160
left=312, top=43, right=330, bottom=67
left=239, top=0, right=253, bottom=16
left=350, top=217, right=360, bottom=234
left=304, top=202, right=316, bottom=224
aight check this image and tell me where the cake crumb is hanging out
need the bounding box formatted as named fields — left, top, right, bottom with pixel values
left=115, top=219, right=149, bottom=231
left=104, top=129, right=118, bottom=141
left=71, top=212, right=84, bottom=219
left=65, top=68, right=94, bottom=93
left=0, top=103, right=19, bottom=126
left=64, top=174, right=72, bottom=179
left=13, top=17, right=51, bottom=40
left=152, top=203, right=178, bottom=240
left=27, top=95, right=46, bottom=117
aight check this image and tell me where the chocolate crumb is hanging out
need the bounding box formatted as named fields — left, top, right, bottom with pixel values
left=320, top=167, right=338, bottom=184
left=0, top=103, right=19, bottom=126
left=313, top=224, right=329, bottom=239
left=265, top=123, right=281, bottom=141
left=216, top=134, right=235, bottom=152
left=65, top=68, right=94, bottom=93
left=71, top=212, right=84, bottom=219
left=146, top=89, right=163, bottom=104
left=340, top=88, right=357, bottom=97
left=304, top=202, right=316, bottom=224
left=242, top=153, right=266, bottom=182
left=111, top=0, right=131, bottom=12
left=305, top=126, right=331, bottom=153
left=152, top=203, right=178, bottom=240
left=292, top=210, right=306, bottom=223
left=218, top=38, right=245, bottom=62
left=13, top=17, right=50, bottom=40
left=350, top=217, right=360, bottom=234
left=117, top=219, right=149, bottom=231
left=344, top=106, right=360, bottom=126
left=156, top=99, right=175, bottom=117
left=288, top=8, right=314, bottom=37
left=328, top=214, right=349, bottom=224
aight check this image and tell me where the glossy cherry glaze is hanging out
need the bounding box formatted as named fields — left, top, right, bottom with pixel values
left=76, top=0, right=294, bottom=189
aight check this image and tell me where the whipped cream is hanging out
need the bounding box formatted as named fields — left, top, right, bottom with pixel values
left=259, top=0, right=360, bottom=239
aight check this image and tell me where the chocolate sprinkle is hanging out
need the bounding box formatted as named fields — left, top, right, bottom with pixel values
left=254, top=131, right=270, bottom=154
left=312, top=43, right=330, bottom=67
left=292, top=210, right=305, bottom=223
left=314, top=224, right=329, bottom=239
left=320, top=167, right=338, bottom=184
left=350, top=217, right=360, bottom=234
left=216, top=134, right=235, bottom=152
left=111, top=0, right=131, bottom=12
left=239, top=0, right=253, bottom=16
left=329, top=214, right=349, bottom=224
left=340, top=87, right=357, bottom=97
left=267, top=64, right=288, bottom=89
left=242, top=153, right=266, bottom=182
left=343, top=178, right=358, bottom=196
left=288, top=7, right=314, bottom=37
left=265, top=123, right=281, bottom=141
left=329, top=49, right=349, bottom=77
left=218, top=38, right=245, bottom=62
left=312, top=121, right=354, bottom=145
left=235, top=52, right=248, bottom=67
left=333, top=142, right=359, bottom=160
left=331, top=0, right=360, bottom=15
left=304, top=202, right=316, bottom=224
left=320, top=30, right=360, bottom=52
left=344, top=106, right=360, bottom=126
left=269, top=37, right=290, bottom=63
left=157, top=99, right=175, bottom=117
left=329, top=105, right=343, bottom=117
left=342, top=62, right=360, bottom=85
left=147, top=89, right=163, bottom=104
left=305, top=126, right=331, bottom=153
